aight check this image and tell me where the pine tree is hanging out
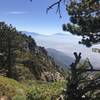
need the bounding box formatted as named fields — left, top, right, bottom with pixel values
left=47, top=0, right=100, bottom=47
left=64, top=52, right=100, bottom=100
left=0, top=22, right=17, bottom=77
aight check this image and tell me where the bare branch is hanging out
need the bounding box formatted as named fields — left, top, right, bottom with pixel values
left=46, top=0, right=63, bottom=18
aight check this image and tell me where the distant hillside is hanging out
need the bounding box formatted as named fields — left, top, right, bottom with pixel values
left=53, top=33, right=70, bottom=36
left=21, top=31, right=40, bottom=36
left=47, top=48, right=74, bottom=68
left=0, top=22, right=64, bottom=82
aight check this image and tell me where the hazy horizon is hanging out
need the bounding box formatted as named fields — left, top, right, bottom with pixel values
left=31, top=33, right=100, bottom=68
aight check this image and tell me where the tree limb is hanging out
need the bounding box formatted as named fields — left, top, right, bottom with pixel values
left=46, top=0, right=63, bottom=18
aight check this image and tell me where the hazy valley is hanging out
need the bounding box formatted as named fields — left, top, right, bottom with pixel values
left=23, top=31, right=100, bottom=68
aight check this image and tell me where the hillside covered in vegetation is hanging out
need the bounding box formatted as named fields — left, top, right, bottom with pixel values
left=0, top=22, right=65, bottom=82
left=0, top=76, right=65, bottom=100
left=0, top=22, right=66, bottom=99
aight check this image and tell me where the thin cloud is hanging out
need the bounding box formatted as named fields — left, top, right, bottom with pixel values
left=5, top=11, right=28, bottom=15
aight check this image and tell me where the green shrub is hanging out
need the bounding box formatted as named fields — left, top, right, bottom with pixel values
left=12, top=95, right=26, bottom=100
left=26, top=80, right=65, bottom=100
left=27, top=87, right=46, bottom=100
left=0, top=76, right=65, bottom=100
left=0, top=76, right=27, bottom=99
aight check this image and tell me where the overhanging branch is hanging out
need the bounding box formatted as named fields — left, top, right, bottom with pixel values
left=46, top=0, right=64, bottom=18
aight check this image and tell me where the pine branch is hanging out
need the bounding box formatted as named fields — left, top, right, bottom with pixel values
left=46, top=0, right=64, bottom=18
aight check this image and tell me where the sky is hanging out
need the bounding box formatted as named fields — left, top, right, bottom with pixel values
left=0, top=0, right=69, bottom=35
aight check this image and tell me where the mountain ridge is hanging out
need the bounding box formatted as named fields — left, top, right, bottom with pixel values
left=53, top=33, right=70, bottom=36
left=47, top=48, right=74, bottom=68
left=21, top=31, right=40, bottom=36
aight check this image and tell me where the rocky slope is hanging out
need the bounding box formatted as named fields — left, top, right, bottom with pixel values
left=0, top=24, right=64, bottom=82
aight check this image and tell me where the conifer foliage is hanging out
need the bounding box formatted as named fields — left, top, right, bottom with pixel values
left=0, top=22, right=17, bottom=78
left=47, top=0, right=100, bottom=47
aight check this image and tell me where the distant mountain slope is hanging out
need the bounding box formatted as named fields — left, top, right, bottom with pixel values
left=53, top=33, right=70, bottom=36
left=47, top=48, right=74, bottom=68
left=21, top=31, right=40, bottom=36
